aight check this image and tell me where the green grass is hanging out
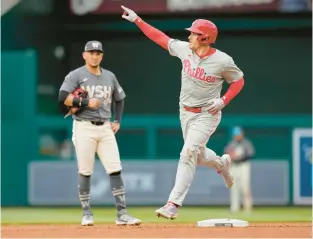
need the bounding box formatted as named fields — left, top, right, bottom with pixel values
left=1, top=206, right=311, bottom=224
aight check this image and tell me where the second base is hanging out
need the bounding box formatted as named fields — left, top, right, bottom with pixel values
left=196, top=218, right=249, bottom=227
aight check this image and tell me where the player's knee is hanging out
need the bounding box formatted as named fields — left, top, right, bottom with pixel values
left=189, top=145, right=202, bottom=157
left=181, top=145, right=201, bottom=161
left=243, top=188, right=251, bottom=197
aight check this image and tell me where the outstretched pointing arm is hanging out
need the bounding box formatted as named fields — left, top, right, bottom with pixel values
left=121, top=5, right=170, bottom=51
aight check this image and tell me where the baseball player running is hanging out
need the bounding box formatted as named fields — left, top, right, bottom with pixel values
left=58, top=40, right=141, bottom=226
left=121, top=6, right=245, bottom=220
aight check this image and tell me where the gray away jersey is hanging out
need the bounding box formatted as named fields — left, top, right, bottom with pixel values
left=59, top=66, right=126, bottom=121
left=224, top=139, right=255, bottom=164
left=168, top=39, right=244, bottom=108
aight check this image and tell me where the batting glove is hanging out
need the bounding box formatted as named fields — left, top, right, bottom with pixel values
left=207, top=98, right=225, bottom=115
left=121, top=5, right=138, bottom=22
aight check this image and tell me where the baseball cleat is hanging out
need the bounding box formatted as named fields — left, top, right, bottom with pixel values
left=155, top=202, right=178, bottom=220
left=217, top=154, right=234, bottom=188
left=81, top=212, right=94, bottom=226
left=115, top=210, right=141, bottom=226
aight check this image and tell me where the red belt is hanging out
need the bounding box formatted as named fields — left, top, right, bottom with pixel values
left=184, top=106, right=202, bottom=113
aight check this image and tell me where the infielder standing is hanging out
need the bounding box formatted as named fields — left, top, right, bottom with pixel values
left=121, top=6, right=245, bottom=219
left=58, top=40, right=141, bottom=226
left=224, top=126, right=255, bottom=213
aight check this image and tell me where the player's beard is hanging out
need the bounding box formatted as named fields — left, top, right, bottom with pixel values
left=88, top=61, right=100, bottom=68
left=90, top=64, right=99, bottom=68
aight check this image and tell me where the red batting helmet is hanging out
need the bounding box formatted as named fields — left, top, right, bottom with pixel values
left=185, top=19, right=218, bottom=44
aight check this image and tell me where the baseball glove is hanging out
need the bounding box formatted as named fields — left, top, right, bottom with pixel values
left=72, top=88, right=88, bottom=99
left=64, top=88, right=88, bottom=118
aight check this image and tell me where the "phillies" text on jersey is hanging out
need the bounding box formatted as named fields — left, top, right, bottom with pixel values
left=183, top=59, right=217, bottom=83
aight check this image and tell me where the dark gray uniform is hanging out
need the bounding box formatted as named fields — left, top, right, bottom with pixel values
left=59, top=65, right=126, bottom=175
left=58, top=40, right=141, bottom=226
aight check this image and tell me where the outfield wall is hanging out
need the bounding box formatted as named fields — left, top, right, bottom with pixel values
left=28, top=160, right=289, bottom=206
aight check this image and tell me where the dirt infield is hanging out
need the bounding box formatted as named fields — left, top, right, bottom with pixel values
left=2, top=223, right=311, bottom=238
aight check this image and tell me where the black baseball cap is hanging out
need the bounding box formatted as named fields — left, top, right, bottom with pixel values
left=84, top=40, right=103, bottom=52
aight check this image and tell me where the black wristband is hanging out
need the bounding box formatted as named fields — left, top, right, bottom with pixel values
left=72, top=97, right=81, bottom=107
left=81, top=99, right=89, bottom=108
